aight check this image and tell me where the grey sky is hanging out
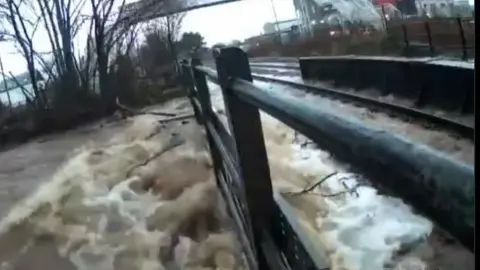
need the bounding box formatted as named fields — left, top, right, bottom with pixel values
left=0, top=0, right=474, bottom=75
left=181, top=0, right=296, bottom=46
left=0, top=0, right=295, bottom=75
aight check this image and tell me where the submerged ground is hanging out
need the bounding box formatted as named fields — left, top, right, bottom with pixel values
left=0, top=96, right=474, bottom=270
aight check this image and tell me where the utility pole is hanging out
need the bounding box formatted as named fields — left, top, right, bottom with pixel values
left=270, top=0, right=282, bottom=45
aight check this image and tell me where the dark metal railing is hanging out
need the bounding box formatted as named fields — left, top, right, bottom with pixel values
left=182, top=48, right=330, bottom=270
left=385, top=17, right=475, bottom=60
left=181, top=47, right=474, bottom=269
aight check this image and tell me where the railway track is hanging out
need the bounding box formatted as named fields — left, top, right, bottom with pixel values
left=248, top=62, right=474, bottom=140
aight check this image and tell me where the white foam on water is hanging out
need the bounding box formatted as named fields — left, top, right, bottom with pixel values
left=0, top=84, right=441, bottom=270
left=0, top=108, right=244, bottom=270
left=207, top=81, right=433, bottom=270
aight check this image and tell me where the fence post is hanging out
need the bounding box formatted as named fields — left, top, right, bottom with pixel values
left=402, top=23, right=410, bottom=49
left=190, top=58, right=213, bottom=123
left=456, top=17, right=468, bottom=61
left=215, top=47, right=275, bottom=269
left=381, top=5, right=388, bottom=30
left=424, top=21, right=434, bottom=56
left=181, top=60, right=201, bottom=124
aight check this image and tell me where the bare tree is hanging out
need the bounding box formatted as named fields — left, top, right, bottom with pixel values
left=162, top=12, right=185, bottom=72
left=113, top=22, right=140, bottom=57
left=0, top=0, right=91, bottom=111
left=156, top=0, right=186, bottom=73
left=0, top=0, right=45, bottom=108
left=89, top=0, right=146, bottom=111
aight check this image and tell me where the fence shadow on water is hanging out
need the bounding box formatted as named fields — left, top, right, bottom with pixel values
left=181, top=47, right=474, bottom=270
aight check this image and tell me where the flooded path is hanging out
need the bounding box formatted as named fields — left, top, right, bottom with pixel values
left=0, top=99, right=244, bottom=270
left=0, top=92, right=473, bottom=270
left=0, top=120, right=130, bottom=219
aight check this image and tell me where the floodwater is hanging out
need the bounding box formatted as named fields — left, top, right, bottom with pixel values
left=206, top=79, right=474, bottom=270
left=0, top=99, right=244, bottom=270
left=0, top=89, right=474, bottom=270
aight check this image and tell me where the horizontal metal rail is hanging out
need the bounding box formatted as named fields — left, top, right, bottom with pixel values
left=183, top=48, right=474, bottom=270
left=249, top=57, right=299, bottom=63
left=194, top=60, right=474, bottom=250
left=195, top=65, right=220, bottom=84
left=183, top=52, right=332, bottom=269
left=196, top=65, right=331, bottom=270
left=229, top=76, right=474, bottom=251
left=250, top=73, right=474, bottom=139
left=250, top=63, right=300, bottom=70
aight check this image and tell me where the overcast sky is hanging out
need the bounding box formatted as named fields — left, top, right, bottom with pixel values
left=181, top=0, right=296, bottom=46
left=0, top=0, right=474, bottom=76
left=0, top=0, right=296, bottom=76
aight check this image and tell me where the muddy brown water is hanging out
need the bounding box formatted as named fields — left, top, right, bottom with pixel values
left=0, top=120, right=130, bottom=270
left=0, top=120, right=130, bottom=219
left=0, top=96, right=473, bottom=270
left=0, top=98, right=241, bottom=270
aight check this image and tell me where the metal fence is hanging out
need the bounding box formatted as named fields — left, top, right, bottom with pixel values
left=181, top=47, right=474, bottom=269
left=182, top=49, right=330, bottom=270
left=247, top=17, right=475, bottom=61
left=385, top=17, right=475, bottom=60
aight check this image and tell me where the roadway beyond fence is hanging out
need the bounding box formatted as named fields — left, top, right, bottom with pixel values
left=181, top=47, right=474, bottom=269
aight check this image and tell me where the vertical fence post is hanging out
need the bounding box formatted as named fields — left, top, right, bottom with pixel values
left=190, top=58, right=213, bottom=123
left=456, top=17, right=468, bottom=61
left=215, top=47, right=275, bottom=269
left=381, top=5, right=388, bottom=30
left=181, top=60, right=201, bottom=124
left=402, top=23, right=410, bottom=49
left=424, top=21, right=434, bottom=56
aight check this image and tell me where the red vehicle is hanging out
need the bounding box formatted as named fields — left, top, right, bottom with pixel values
left=374, top=0, right=418, bottom=15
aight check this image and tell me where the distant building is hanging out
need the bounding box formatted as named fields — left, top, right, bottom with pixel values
left=453, top=0, right=469, bottom=5
left=243, top=35, right=271, bottom=49
left=373, top=0, right=418, bottom=15
left=293, top=0, right=422, bottom=33
left=415, top=0, right=455, bottom=17
left=263, top=19, right=300, bottom=34
left=292, top=0, right=316, bottom=35
left=0, top=71, right=44, bottom=92
left=293, top=0, right=386, bottom=33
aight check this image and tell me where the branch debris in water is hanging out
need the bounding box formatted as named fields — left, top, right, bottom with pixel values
left=284, top=172, right=367, bottom=198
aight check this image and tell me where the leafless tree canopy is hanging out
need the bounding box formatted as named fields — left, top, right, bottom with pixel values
left=0, top=0, right=201, bottom=142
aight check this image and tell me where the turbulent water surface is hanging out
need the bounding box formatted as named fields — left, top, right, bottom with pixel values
left=205, top=80, right=473, bottom=270
left=0, top=92, right=474, bottom=270
left=0, top=99, right=244, bottom=270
